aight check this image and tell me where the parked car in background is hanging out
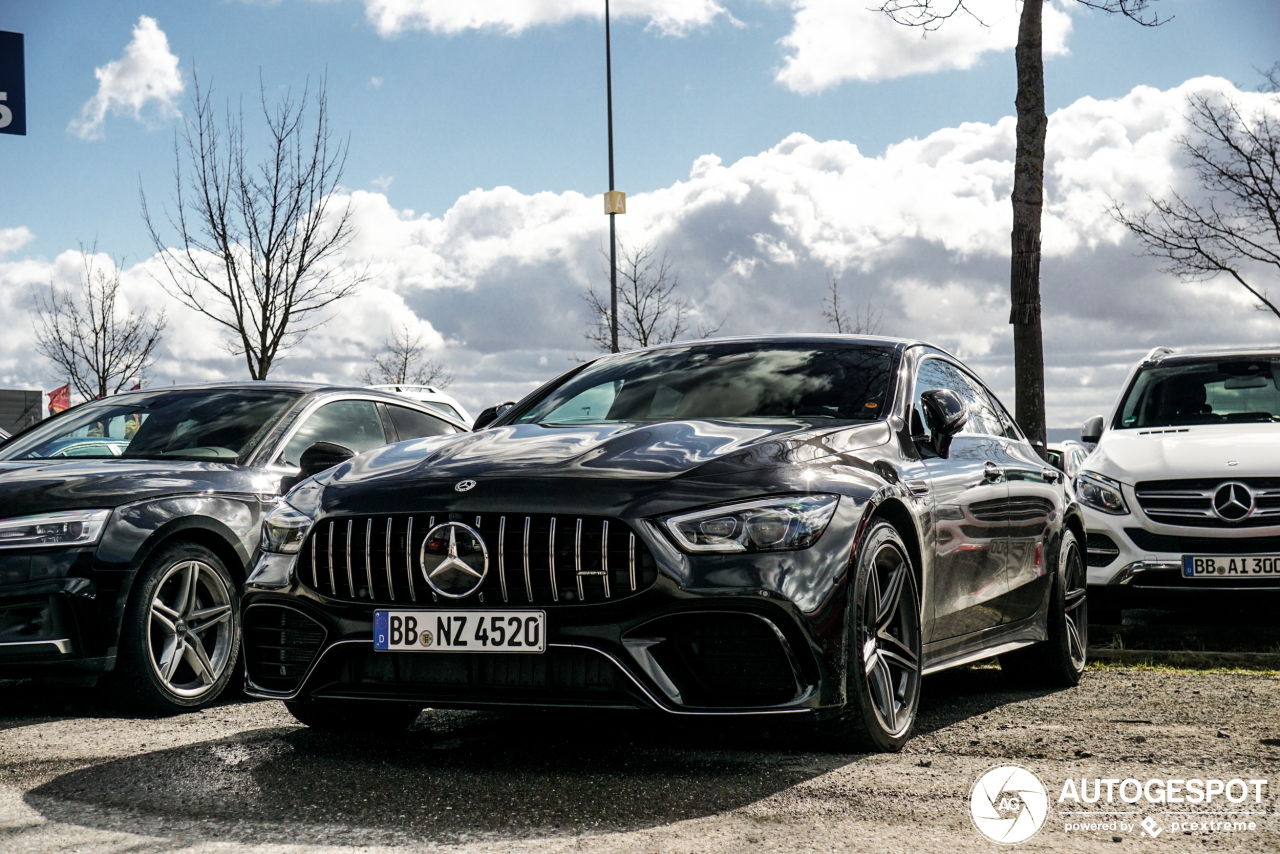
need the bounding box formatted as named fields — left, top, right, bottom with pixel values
left=1046, top=440, right=1089, bottom=479
left=246, top=336, right=1087, bottom=752
left=369, top=384, right=473, bottom=426
left=0, top=426, right=9, bottom=444
left=0, top=383, right=466, bottom=712
left=1076, top=347, right=1280, bottom=623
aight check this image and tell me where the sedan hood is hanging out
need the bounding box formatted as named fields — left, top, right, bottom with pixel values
left=0, top=458, right=276, bottom=517
left=1089, top=424, right=1280, bottom=484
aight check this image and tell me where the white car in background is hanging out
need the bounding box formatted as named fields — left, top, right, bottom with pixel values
left=1076, top=347, right=1280, bottom=622
left=367, top=385, right=473, bottom=427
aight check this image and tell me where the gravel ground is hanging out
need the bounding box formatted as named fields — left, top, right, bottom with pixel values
left=2, top=665, right=1278, bottom=854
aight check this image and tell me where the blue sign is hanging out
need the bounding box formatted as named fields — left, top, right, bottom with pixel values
left=0, top=31, right=25, bottom=136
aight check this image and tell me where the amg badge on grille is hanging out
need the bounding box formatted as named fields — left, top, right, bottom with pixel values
left=421, top=522, right=489, bottom=598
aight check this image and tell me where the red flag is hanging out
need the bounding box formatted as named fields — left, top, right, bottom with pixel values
left=130, top=383, right=141, bottom=391
left=48, top=384, right=70, bottom=414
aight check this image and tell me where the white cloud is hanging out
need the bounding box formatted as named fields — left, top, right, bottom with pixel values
left=69, top=16, right=184, bottom=140
left=368, top=76, right=384, bottom=88
left=361, top=0, right=731, bottom=37
left=0, top=227, right=34, bottom=256
left=9, top=77, right=1278, bottom=426
left=776, top=0, right=1072, bottom=92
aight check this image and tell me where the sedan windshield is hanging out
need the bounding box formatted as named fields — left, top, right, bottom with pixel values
left=1117, top=359, right=1280, bottom=428
left=515, top=343, right=896, bottom=426
left=0, top=389, right=302, bottom=462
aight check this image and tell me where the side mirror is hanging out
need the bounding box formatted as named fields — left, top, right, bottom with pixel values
left=473, top=401, right=515, bottom=431
left=281, top=441, right=355, bottom=493
left=1081, top=415, right=1104, bottom=445
left=919, top=388, right=968, bottom=459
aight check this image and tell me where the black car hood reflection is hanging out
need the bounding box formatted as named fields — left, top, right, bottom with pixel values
left=336, top=419, right=892, bottom=486
left=0, top=459, right=270, bottom=516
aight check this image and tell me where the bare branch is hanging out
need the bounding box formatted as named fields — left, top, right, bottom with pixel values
left=140, top=69, right=367, bottom=379
left=360, top=324, right=453, bottom=388
left=822, top=273, right=884, bottom=335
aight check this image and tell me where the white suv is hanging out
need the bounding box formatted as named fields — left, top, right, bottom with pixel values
left=368, top=385, right=473, bottom=427
left=1076, top=347, right=1280, bottom=621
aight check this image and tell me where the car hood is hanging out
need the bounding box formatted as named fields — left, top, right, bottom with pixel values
left=0, top=458, right=276, bottom=517
left=1089, top=424, right=1280, bottom=484
left=315, top=419, right=892, bottom=515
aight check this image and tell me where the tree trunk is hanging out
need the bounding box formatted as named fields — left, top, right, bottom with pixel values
left=1010, top=0, right=1047, bottom=452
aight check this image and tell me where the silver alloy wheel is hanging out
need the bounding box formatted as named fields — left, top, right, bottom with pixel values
left=1062, top=542, right=1088, bottom=672
left=860, top=543, right=921, bottom=736
left=146, top=559, right=234, bottom=699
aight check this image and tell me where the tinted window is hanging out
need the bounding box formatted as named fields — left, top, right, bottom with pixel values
left=0, top=389, right=301, bottom=462
left=516, top=344, right=896, bottom=425
left=913, top=359, right=1001, bottom=436
left=387, top=405, right=457, bottom=441
left=422, top=401, right=463, bottom=421
left=1117, top=359, right=1280, bottom=428
left=280, top=400, right=388, bottom=466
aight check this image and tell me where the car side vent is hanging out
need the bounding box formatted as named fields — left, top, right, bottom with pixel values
left=244, top=605, right=325, bottom=694
left=1085, top=533, right=1120, bottom=567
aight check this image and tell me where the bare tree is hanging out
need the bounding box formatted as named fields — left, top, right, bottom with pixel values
left=876, top=0, right=1164, bottom=450
left=822, top=274, right=883, bottom=334
left=584, top=240, right=722, bottom=352
left=1109, top=72, right=1280, bottom=319
left=141, top=72, right=367, bottom=380
left=32, top=246, right=168, bottom=401
left=361, top=324, right=453, bottom=388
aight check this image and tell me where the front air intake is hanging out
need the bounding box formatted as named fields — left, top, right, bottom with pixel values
left=244, top=605, right=326, bottom=694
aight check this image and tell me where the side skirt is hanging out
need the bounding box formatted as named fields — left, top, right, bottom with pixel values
left=920, top=614, right=1049, bottom=676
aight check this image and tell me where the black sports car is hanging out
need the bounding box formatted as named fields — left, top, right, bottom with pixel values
left=244, top=337, right=1087, bottom=750
left=0, top=383, right=466, bottom=711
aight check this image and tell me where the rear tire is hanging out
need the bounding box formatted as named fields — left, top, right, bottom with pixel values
left=285, top=699, right=422, bottom=732
left=1000, top=530, right=1088, bottom=687
left=808, top=521, right=922, bottom=753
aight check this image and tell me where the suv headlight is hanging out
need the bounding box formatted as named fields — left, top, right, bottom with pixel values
left=661, top=495, right=840, bottom=554
left=1075, top=471, right=1129, bottom=515
left=0, top=509, right=111, bottom=550
left=261, top=503, right=315, bottom=554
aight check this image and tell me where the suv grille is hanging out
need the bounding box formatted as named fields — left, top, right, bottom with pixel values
left=244, top=605, right=325, bottom=694
left=296, top=513, right=657, bottom=605
left=1135, top=478, right=1280, bottom=528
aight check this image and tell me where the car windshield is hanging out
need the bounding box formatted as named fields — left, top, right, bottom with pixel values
left=0, top=388, right=303, bottom=462
left=515, top=343, right=896, bottom=426
left=1116, top=359, right=1280, bottom=428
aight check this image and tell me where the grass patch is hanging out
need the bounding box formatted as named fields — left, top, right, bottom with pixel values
left=1087, top=659, right=1280, bottom=677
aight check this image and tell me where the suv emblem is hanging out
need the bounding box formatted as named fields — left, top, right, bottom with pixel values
left=1212, top=482, right=1253, bottom=523
left=454, top=479, right=477, bottom=492
left=420, top=522, right=489, bottom=598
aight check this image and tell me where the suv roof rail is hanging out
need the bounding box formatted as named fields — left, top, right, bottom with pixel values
left=1142, top=346, right=1175, bottom=364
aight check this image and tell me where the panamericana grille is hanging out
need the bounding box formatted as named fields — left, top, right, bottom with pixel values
left=244, top=605, right=326, bottom=693
left=1135, top=478, right=1280, bottom=528
left=296, top=513, right=657, bottom=605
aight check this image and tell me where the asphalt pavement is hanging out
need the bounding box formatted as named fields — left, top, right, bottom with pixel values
left=2, top=661, right=1278, bottom=853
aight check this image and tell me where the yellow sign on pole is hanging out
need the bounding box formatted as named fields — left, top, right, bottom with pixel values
left=604, top=190, right=626, bottom=215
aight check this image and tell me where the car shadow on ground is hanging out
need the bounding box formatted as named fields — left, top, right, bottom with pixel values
left=20, top=664, right=1060, bottom=846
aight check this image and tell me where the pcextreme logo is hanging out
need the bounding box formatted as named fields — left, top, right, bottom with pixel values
left=970, top=765, right=1049, bottom=844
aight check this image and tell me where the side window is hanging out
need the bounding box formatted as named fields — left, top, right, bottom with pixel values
left=387, top=404, right=457, bottom=441
left=279, top=400, right=388, bottom=466
left=913, top=359, right=999, bottom=436
left=983, top=388, right=1024, bottom=441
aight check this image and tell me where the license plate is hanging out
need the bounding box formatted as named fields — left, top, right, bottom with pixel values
left=1182, top=555, right=1280, bottom=578
left=373, top=610, right=546, bottom=653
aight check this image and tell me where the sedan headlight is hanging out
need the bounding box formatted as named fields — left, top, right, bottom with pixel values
left=0, top=509, right=112, bottom=549
left=261, top=502, right=314, bottom=554
left=1075, top=471, right=1129, bottom=515
left=662, top=495, right=840, bottom=554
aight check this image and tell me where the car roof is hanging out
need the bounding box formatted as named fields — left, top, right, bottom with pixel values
left=1148, top=347, right=1280, bottom=366
left=609, top=334, right=943, bottom=357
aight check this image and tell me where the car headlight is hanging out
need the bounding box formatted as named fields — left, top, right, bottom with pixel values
left=661, top=495, right=840, bottom=554
left=1075, top=471, right=1129, bottom=515
left=261, top=502, right=314, bottom=554
left=0, top=509, right=112, bottom=549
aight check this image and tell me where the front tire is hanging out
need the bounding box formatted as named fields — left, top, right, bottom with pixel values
left=810, top=521, right=922, bottom=752
left=285, top=699, right=422, bottom=732
left=113, top=542, right=241, bottom=713
left=1000, top=530, right=1088, bottom=687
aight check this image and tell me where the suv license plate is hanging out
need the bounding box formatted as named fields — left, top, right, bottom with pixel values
left=374, top=610, right=546, bottom=653
left=1182, top=555, right=1280, bottom=578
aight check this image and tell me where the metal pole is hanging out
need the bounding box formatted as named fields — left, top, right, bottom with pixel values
left=605, top=0, right=618, bottom=353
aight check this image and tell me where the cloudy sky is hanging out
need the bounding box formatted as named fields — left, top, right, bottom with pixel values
left=1, top=0, right=1277, bottom=428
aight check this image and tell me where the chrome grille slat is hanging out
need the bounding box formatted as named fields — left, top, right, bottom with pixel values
left=327, top=521, right=336, bottom=595
left=384, top=518, right=394, bottom=602
left=547, top=517, right=559, bottom=602
left=345, top=520, right=355, bottom=597
left=601, top=519, right=611, bottom=599
left=575, top=518, right=585, bottom=601
left=629, top=533, right=636, bottom=592
left=522, top=516, right=533, bottom=603
left=364, top=518, right=374, bottom=600
left=311, top=533, right=319, bottom=590
left=405, top=517, right=416, bottom=602
left=498, top=516, right=508, bottom=603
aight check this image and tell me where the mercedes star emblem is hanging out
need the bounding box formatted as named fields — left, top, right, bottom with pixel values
left=455, top=479, right=477, bottom=492
left=420, top=522, right=489, bottom=598
left=1212, top=481, right=1254, bottom=523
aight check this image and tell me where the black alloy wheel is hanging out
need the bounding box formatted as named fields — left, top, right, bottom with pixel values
left=1000, top=530, right=1088, bottom=686
left=113, top=541, right=242, bottom=713
left=812, top=520, right=922, bottom=752
left=285, top=699, right=423, bottom=732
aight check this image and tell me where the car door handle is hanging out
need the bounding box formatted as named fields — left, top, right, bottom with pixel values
left=983, top=461, right=1004, bottom=482
left=1041, top=467, right=1063, bottom=484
